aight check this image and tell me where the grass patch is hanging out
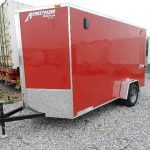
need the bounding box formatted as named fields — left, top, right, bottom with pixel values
left=0, top=91, right=4, bottom=99
left=3, top=99, right=15, bottom=105
left=11, top=96, right=19, bottom=100
left=0, top=95, right=4, bottom=99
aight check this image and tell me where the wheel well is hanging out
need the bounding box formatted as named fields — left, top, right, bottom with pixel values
left=119, top=80, right=140, bottom=99
left=130, top=81, right=140, bottom=92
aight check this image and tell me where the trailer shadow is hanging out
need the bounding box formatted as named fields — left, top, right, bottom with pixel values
left=29, top=100, right=124, bottom=131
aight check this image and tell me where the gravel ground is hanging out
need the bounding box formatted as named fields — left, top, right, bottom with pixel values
left=0, top=75, right=150, bottom=150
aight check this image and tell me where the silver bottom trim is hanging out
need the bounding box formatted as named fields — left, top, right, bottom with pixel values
left=26, top=89, right=73, bottom=119
left=74, top=97, right=119, bottom=119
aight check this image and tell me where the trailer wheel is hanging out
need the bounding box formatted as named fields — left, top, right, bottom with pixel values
left=126, top=84, right=139, bottom=107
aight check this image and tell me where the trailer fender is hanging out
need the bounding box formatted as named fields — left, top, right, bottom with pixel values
left=119, top=79, right=140, bottom=100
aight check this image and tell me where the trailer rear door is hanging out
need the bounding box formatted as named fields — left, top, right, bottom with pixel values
left=19, top=7, right=71, bottom=89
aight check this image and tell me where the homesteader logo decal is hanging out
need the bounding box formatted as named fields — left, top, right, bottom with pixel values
left=25, top=9, right=56, bottom=22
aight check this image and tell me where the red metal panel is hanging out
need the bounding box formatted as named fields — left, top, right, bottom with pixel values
left=70, top=8, right=146, bottom=116
left=20, top=7, right=71, bottom=89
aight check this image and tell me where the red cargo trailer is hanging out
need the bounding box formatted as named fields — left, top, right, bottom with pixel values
left=18, top=5, right=146, bottom=119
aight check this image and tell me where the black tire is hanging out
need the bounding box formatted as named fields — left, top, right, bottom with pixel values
left=125, top=84, right=139, bottom=107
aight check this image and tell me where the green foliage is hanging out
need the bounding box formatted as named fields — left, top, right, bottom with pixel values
left=3, top=99, right=15, bottom=105
left=15, top=80, right=21, bottom=90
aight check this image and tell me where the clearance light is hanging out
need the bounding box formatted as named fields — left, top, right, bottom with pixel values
left=54, top=4, right=61, bottom=8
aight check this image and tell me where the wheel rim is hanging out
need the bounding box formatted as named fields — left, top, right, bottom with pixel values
left=130, top=89, right=137, bottom=103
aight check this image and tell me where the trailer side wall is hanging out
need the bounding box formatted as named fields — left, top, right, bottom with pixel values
left=70, top=8, right=146, bottom=116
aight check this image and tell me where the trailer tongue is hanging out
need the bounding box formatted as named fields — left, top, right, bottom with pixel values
left=0, top=102, right=45, bottom=138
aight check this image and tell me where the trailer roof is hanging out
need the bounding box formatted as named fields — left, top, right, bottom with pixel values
left=18, top=3, right=146, bottom=30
